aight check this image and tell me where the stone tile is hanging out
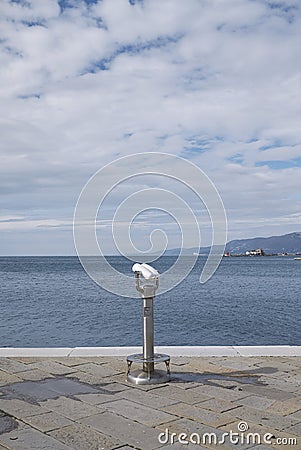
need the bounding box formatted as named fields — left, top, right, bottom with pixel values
left=162, top=402, right=236, bottom=428
left=169, top=357, right=190, bottom=366
left=115, top=387, right=178, bottom=408
left=287, top=409, right=301, bottom=420
left=76, top=363, right=121, bottom=378
left=235, top=395, right=276, bottom=410
left=10, top=357, right=48, bottom=364
left=48, top=423, right=123, bottom=450
left=101, top=359, right=127, bottom=372
left=75, top=392, right=117, bottom=405
left=285, top=422, right=301, bottom=436
left=15, top=369, right=55, bottom=382
left=0, top=370, right=22, bottom=386
left=227, top=405, right=299, bottom=431
left=0, top=414, right=18, bottom=434
left=266, top=398, right=301, bottom=416
left=53, top=357, right=91, bottom=367
left=40, top=396, right=102, bottom=420
left=81, top=411, right=163, bottom=449
left=66, top=370, right=106, bottom=385
left=199, top=397, right=240, bottom=413
left=0, top=422, right=72, bottom=449
left=28, top=361, right=78, bottom=376
left=151, top=385, right=212, bottom=404
left=186, top=359, right=235, bottom=373
left=23, top=411, right=73, bottom=432
left=194, top=384, right=251, bottom=401
left=101, top=382, right=130, bottom=392
left=102, top=398, right=177, bottom=427
left=0, top=398, right=50, bottom=419
left=0, top=359, right=32, bottom=374
left=240, top=384, right=295, bottom=401
left=259, top=377, right=300, bottom=393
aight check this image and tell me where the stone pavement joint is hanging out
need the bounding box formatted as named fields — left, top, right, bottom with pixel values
left=0, top=355, right=300, bottom=449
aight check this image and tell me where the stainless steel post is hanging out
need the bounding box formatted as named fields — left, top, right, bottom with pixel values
left=126, top=263, right=170, bottom=385
left=143, top=297, right=154, bottom=373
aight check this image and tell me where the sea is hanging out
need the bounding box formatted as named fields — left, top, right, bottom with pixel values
left=0, top=256, right=300, bottom=347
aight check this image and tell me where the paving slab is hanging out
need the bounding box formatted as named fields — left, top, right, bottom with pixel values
left=40, top=396, right=103, bottom=420
left=15, top=369, right=55, bottom=382
left=115, top=386, right=179, bottom=408
left=196, top=397, right=239, bottom=413
left=0, top=354, right=300, bottom=449
left=101, top=398, right=178, bottom=427
left=151, top=384, right=212, bottom=404
left=48, top=423, right=123, bottom=450
left=74, top=392, right=118, bottom=405
left=80, top=411, right=163, bottom=449
left=22, top=411, right=73, bottom=432
left=0, top=359, right=33, bottom=374
left=227, top=405, right=300, bottom=431
left=0, top=422, right=73, bottom=449
left=73, top=363, right=121, bottom=378
left=0, top=371, right=22, bottom=387
left=28, top=361, right=78, bottom=376
left=162, top=402, right=237, bottom=428
left=0, top=398, right=50, bottom=419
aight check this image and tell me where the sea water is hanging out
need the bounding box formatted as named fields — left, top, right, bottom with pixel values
left=0, top=256, right=300, bottom=347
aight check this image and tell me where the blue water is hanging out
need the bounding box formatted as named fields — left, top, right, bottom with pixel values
left=0, top=256, right=300, bottom=347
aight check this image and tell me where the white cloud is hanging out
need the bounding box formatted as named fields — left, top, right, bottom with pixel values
left=0, top=0, right=301, bottom=254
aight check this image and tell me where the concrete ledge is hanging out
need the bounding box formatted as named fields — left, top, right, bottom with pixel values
left=0, top=346, right=301, bottom=357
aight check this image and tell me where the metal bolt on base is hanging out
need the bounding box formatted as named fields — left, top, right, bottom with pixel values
left=127, top=264, right=170, bottom=385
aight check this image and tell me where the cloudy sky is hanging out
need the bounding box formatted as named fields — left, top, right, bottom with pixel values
left=1, top=0, right=301, bottom=255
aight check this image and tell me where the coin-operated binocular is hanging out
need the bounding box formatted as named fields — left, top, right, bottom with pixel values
left=126, top=263, right=170, bottom=385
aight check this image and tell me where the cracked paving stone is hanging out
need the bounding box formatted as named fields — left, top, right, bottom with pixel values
left=48, top=423, right=123, bottom=450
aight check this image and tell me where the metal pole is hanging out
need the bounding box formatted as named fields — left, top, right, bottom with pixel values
left=143, top=297, right=154, bottom=373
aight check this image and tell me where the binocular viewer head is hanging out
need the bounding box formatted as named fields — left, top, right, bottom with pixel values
left=132, top=263, right=159, bottom=280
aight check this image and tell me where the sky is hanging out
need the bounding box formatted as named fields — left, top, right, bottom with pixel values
left=1, top=0, right=301, bottom=255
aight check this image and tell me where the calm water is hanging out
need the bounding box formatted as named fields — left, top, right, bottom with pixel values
left=0, top=256, right=300, bottom=347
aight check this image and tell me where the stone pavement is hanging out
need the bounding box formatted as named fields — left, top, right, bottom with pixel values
left=0, top=355, right=300, bottom=449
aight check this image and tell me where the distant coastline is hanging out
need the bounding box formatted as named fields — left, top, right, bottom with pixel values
left=165, top=231, right=301, bottom=256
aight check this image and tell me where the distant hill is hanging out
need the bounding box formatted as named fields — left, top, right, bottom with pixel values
left=226, top=232, right=301, bottom=254
left=164, top=232, right=301, bottom=255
